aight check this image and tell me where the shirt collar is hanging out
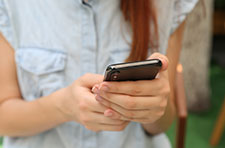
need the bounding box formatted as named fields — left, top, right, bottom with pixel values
left=80, top=0, right=94, bottom=5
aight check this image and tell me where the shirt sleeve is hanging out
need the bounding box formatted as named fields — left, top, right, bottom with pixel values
left=171, top=0, right=199, bottom=33
left=0, top=0, right=14, bottom=46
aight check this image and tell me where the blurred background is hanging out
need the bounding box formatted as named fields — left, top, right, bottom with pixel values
left=167, top=0, right=225, bottom=148
left=0, top=0, right=224, bottom=148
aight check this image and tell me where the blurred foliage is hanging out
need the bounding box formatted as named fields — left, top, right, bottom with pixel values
left=215, top=0, right=225, bottom=9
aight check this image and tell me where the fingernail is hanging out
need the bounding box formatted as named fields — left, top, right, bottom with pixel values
left=104, top=110, right=113, bottom=117
left=92, top=85, right=99, bottom=94
left=95, top=95, right=103, bottom=102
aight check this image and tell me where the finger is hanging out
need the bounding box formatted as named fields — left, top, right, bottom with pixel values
left=119, top=116, right=156, bottom=124
left=89, top=100, right=108, bottom=113
left=95, top=95, right=163, bottom=121
left=92, top=84, right=100, bottom=94
left=148, top=53, right=169, bottom=80
left=89, top=112, right=126, bottom=125
left=148, top=52, right=169, bottom=72
left=97, top=78, right=168, bottom=96
left=102, top=109, right=158, bottom=124
left=103, top=104, right=153, bottom=119
left=103, top=109, right=122, bottom=119
left=95, top=94, right=163, bottom=119
left=93, top=97, right=124, bottom=120
left=96, top=91, right=162, bottom=110
left=96, top=97, right=161, bottom=122
left=82, top=92, right=109, bottom=113
left=104, top=109, right=158, bottom=124
left=79, top=73, right=104, bottom=88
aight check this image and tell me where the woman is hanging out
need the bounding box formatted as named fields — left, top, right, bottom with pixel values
left=0, top=0, right=198, bottom=148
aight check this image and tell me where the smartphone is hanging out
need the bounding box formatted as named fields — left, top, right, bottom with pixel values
left=104, top=59, right=162, bottom=81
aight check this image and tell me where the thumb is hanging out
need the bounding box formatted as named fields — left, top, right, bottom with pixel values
left=79, top=73, right=104, bottom=88
left=148, top=52, right=169, bottom=71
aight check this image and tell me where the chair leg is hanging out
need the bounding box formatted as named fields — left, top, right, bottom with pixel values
left=175, top=64, right=188, bottom=148
left=176, top=117, right=187, bottom=148
left=210, top=96, right=225, bottom=146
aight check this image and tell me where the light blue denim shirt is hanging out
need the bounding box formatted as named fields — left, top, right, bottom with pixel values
left=0, top=0, right=198, bottom=148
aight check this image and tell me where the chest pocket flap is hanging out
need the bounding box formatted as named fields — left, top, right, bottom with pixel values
left=15, top=48, right=67, bottom=75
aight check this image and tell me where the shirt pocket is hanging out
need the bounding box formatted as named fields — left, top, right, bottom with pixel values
left=15, top=47, right=67, bottom=100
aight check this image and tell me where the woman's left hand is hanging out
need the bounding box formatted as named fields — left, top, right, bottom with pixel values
left=92, top=53, right=170, bottom=124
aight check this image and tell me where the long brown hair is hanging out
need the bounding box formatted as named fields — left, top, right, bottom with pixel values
left=120, top=0, right=158, bottom=62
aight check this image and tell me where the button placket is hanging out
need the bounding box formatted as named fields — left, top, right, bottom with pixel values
left=81, top=0, right=94, bottom=7
left=80, top=1, right=98, bottom=75
left=80, top=3, right=98, bottom=148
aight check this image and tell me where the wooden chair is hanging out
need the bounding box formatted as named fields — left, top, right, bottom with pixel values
left=210, top=96, right=225, bottom=146
left=210, top=6, right=225, bottom=147
left=174, top=64, right=188, bottom=148
left=167, top=21, right=188, bottom=148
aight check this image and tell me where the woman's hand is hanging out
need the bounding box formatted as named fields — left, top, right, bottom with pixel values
left=92, top=53, right=170, bottom=124
left=58, top=73, right=129, bottom=132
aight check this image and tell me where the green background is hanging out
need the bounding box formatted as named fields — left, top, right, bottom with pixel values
left=167, top=63, right=225, bottom=148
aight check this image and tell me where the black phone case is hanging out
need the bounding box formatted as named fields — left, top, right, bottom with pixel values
left=104, top=59, right=162, bottom=81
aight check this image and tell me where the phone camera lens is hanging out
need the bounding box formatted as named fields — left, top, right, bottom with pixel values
left=111, top=72, right=119, bottom=80
left=112, top=74, right=118, bottom=80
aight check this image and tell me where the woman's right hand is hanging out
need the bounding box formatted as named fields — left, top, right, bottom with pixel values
left=57, top=73, right=129, bottom=132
